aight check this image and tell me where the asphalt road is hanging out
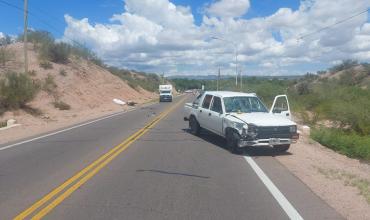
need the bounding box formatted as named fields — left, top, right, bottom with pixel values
left=0, top=95, right=343, bottom=220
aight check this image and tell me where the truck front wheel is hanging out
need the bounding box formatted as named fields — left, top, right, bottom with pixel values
left=273, top=144, right=290, bottom=152
left=189, top=116, right=201, bottom=135
left=226, top=130, right=242, bottom=154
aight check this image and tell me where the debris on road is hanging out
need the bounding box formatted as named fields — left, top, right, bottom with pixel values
left=113, top=99, right=126, bottom=106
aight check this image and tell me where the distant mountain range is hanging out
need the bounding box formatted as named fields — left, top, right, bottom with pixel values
left=167, top=74, right=303, bottom=80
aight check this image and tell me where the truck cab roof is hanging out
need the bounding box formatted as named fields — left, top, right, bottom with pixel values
left=202, top=91, right=257, bottom=98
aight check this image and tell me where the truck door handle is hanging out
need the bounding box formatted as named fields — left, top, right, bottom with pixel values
left=286, top=113, right=290, bottom=116
left=208, top=113, right=211, bottom=116
left=199, top=110, right=202, bottom=113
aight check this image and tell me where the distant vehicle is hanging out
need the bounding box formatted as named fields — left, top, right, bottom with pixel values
left=159, top=84, right=173, bottom=102
left=184, top=90, right=193, bottom=93
left=184, top=91, right=299, bottom=153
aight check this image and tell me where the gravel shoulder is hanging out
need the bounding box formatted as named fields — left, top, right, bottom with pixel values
left=276, top=126, right=370, bottom=220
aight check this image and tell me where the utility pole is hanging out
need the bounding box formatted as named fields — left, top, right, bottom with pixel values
left=239, top=69, right=243, bottom=91
left=235, top=49, right=238, bottom=87
left=211, top=36, right=238, bottom=87
left=23, top=0, right=29, bottom=73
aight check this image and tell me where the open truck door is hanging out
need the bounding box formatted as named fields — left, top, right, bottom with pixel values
left=270, top=95, right=291, bottom=119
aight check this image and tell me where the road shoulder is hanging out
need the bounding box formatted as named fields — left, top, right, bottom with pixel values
left=276, top=130, right=370, bottom=220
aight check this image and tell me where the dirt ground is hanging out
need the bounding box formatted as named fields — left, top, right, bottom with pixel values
left=277, top=126, right=370, bottom=220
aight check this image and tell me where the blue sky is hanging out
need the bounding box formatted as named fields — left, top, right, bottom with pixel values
left=0, top=0, right=300, bottom=38
left=1, top=0, right=369, bottom=76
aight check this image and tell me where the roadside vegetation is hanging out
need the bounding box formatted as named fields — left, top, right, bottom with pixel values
left=107, top=66, right=162, bottom=92
left=0, top=46, right=15, bottom=67
left=20, top=30, right=162, bottom=92
left=53, top=101, right=71, bottom=110
left=172, top=60, right=370, bottom=162
left=172, top=77, right=291, bottom=106
left=0, top=120, right=6, bottom=128
left=0, top=72, right=40, bottom=114
left=18, top=30, right=103, bottom=66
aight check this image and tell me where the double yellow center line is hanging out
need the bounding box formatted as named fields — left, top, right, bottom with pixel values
left=14, top=97, right=186, bottom=219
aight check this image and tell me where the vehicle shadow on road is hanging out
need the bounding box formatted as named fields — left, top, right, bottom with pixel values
left=183, top=129, right=292, bottom=157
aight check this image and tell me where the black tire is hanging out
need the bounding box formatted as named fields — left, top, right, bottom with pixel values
left=273, top=144, right=290, bottom=152
left=189, top=116, right=201, bottom=135
left=226, top=130, right=241, bottom=154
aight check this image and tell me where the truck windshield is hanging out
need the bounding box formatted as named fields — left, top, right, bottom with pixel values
left=223, top=96, right=268, bottom=113
left=160, top=91, right=171, bottom=94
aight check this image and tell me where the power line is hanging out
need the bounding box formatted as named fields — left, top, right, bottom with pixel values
left=298, top=8, right=370, bottom=40
left=0, top=0, right=85, bottom=48
left=0, top=0, right=23, bottom=11
left=16, top=0, right=67, bottom=26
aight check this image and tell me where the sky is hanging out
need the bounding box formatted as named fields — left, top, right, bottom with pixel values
left=0, top=0, right=370, bottom=76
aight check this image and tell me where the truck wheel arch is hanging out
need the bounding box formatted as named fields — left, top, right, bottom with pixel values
left=224, top=127, right=239, bottom=137
left=189, top=114, right=197, bottom=121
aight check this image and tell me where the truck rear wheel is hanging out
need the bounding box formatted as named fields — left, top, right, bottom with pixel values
left=189, top=116, right=201, bottom=135
left=273, top=144, right=290, bottom=152
left=226, top=130, right=241, bottom=154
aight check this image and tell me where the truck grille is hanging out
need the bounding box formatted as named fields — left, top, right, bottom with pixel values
left=256, top=126, right=291, bottom=139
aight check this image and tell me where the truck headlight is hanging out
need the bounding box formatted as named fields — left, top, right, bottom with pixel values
left=241, top=125, right=248, bottom=137
left=289, top=125, right=297, bottom=133
left=234, top=122, right=244, bottom=130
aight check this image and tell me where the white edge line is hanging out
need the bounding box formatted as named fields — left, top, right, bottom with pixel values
left=244, top=156, right=304, bottom=220
left=0, top=108, right=139, bottom=152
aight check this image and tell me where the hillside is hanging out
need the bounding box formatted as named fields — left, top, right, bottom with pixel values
left=0, top=42, right=158, bottom=143
left=316, top=63, right=370, bottom=88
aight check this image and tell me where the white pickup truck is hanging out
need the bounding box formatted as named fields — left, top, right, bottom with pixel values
left=184, top=91, right=299, bottom=153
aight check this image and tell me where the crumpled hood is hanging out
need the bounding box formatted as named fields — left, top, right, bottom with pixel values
left=226, top=112, right=296, bottom=127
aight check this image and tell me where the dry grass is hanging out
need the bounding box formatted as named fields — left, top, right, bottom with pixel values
left=317, top=167, right=370, bottom=204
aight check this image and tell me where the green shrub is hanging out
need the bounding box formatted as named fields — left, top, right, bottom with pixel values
left=53, top=101, right=71, bottom=110
left=59, top=69, right=67, bottom=76
left=39, top=60, right=53, bottom=69
left=47, top=42, right=70, bottom=63
left=311, top=128, right=370, bottom=162
left=0, top=47, right=15, bottom=66
left=0, top=120, right=6, bottom=128
left=0, top=72, right=40, bottom=109
left=28, top=70, right=37, bottom=76
left=42, top=74, right=57, bottom=95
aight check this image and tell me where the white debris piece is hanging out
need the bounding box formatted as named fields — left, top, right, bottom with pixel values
left=0, top=119, right=21, bottom=131
left=301, top=125, right=310, bottom=135
left=113, top=99, right=126, bottom=106
left=7, top=119, right=16, bottom=127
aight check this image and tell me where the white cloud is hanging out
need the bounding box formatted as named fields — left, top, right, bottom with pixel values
left=205, top=0, right=250, bottom=18
left=63, top=0, right=370, bottom=76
